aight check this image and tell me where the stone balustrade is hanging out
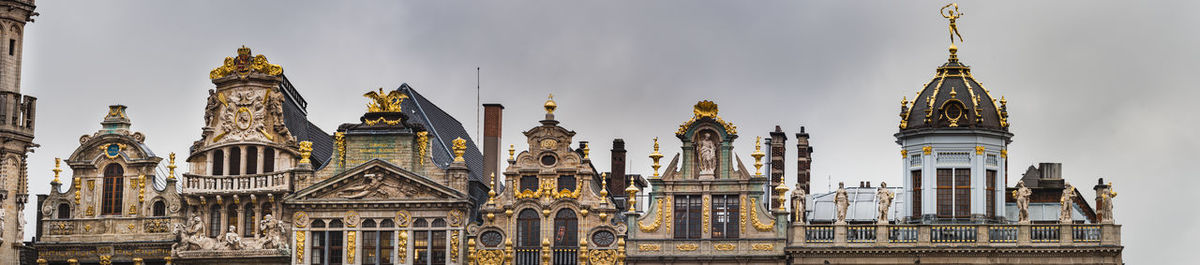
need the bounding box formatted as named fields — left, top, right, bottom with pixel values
left=0, top=91, right=36, bottom=137
left=790, top=222, right=1121, bottom=248
left=182, top=170, right=293, bottom=196
left=41, top=216, right=180, bottom=242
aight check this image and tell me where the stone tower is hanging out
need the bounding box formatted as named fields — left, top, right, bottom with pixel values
left=0, top=0, right=35, bottom=263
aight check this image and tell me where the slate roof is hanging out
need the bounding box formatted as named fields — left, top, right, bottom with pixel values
left=900, top=49, right=1008, bottom=133
left=279, top=75, right=333, bottom=170
left=396, top=84, right=489, bottom=209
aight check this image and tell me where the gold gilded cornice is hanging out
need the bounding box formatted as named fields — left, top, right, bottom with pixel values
left=676, top=100, right=737, bottom=136
left=209, top=46, right=283, bottom=79
left=638, top=198, right=665, bottom=232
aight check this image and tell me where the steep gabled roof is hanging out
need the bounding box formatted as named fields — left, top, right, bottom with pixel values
left=279, top=75, right=333, bottom=170
left=397, top=83, right=484, bottom=183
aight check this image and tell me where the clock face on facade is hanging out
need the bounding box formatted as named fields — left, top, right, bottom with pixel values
left=105, top=144, right=121, bottom=158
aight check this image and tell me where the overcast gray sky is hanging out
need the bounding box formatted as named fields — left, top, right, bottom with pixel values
left=17, top=1, right=1196, bottom=263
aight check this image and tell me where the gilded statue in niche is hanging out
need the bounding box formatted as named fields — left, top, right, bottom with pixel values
left=697, top=130, right=718, bottom=176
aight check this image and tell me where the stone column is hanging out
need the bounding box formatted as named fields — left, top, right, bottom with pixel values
left=1017, top=224, right=1031, bottom=246
left=833, top=223, right=847, bottom=247
left=1060, top=224, right=1073, bottom=246
left=874, top=224, right=888, bottom=246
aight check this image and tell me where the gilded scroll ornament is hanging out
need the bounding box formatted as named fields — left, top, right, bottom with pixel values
left=739, top=195, right=747, bottom=234
left=363, top=116, right=403, bottom=126
left=676, top=243, right=698, bottom=251
left=293, top=211, right=308, bottom=228
left=637, top=198, right=665, bottom=232
left=749, top=198, right=775, bottom=232
left=398, top=231, right=408, bottom=263
left=475, top=249, right=504, bottom=265
left=676, top=100, right=737, bottom=136
left=209, top=46, right=283, bottom=79
left=449, top=210, right=464, bottom=227
left=364, top=87, right=408, bottom=113
left=335, top=132, right=345, bottom=167
left=713, top=243, right=736, bottom=251
left=751, top=243, right=774, bottom=251
left=589, top=249, right=618, bottom=265
left=451, top=231, right=460, bottom=262
left=295, top=231, right=305, bottom=264
left=416, top=131, right=429, bottom=165
left=703, top=196, right=710, bottom=234
left=637, top=244, right=661, bottom=252
left=347, top=231, right=356, bottom=263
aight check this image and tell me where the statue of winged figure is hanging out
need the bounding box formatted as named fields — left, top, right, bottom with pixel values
left=364, top=88, right=408, bottom=113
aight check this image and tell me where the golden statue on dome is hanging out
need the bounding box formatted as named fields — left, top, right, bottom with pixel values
left=941, top=3, right=965, bottom=45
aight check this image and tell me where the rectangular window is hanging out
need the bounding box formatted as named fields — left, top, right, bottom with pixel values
left=936, top=169, right=952, bottom=217
left=311, top=231, right=325, bottom=264
left=263, top=148, right=275, bottom=173
left=954, top=168, right=971, bottom=217
left=986, top=170, right=997, bottom=217
left=9, top=39, right=14, bottom=56
left=380, top=231, right=394, bottom=265
left=711, top=194, right=740, bottom=238
left=431, top=230, right=447, bottom=265
left=414, top=230, right=429, bottom=264
left=363, top=230, right=379, bottom=264
left=673, top=195, right=702, bottom=239
left=329, top=230, right=344, bottom=265
left=911, top=170, right=922, bottom=218
left=557, top=175, right=576, bottom=192
left=520, top=175, right=538, bottom=192
left=229, top=147, right=242, bottom=176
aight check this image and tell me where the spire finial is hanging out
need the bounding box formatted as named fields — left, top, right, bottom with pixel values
left=51, top=158, right=62, bottom=184
left=649, top=137, right=663, bottom=177
left=544, top=94, right=557, bottom=114
left=167, top=153, right=177, bottom=181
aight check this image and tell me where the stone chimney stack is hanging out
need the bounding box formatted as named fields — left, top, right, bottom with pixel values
left=610, top=139, right=627, bottom=198
left=795, top=126, right=812, bottom=194
left=483, top=103, right=504, bottom=189
left=769, top=126, right=787, bottom=208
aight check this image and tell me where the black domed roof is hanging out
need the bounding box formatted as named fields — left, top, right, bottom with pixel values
left=898, top=46, right=1009, bottom=133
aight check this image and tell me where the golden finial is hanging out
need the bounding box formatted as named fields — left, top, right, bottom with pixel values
left=600, top=173, right=609, bottom=198
left=625, top=176, right=639, bottom=212
left=775, top=181, right=789, bottom=212
left=51, top=158, right=62, bottom=184
left=544, top=94, right=557, bottom=114
left=508, top=144, right=515, bottom=160
left=209, top=46, right=283, bottom=79
left=452, top=137, right=467, bottom=162
left=901, top=149, right=908, bottom=158
left=167, top=153, right=177, bottom=181
left=487, top=173, right=497, bottom=205
left=649, top=137, right=663, bottom=177
left=298, top=141, right=313, bottom=164
left=751, top=137, right=766, bottom=176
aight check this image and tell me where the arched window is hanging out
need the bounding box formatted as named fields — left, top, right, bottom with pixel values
left=246, top=146, right=258, bottom=175
left=226, top=204, right=239, bottom=236
left=212, top=149, right=225, bottom=176
left=152, top=201, right=166, bottom=217
left=516, top=209, right=540, bottom=247
left=229, top=147, right=242, bottom=175
left=243, top=204, right=256, bottom=237
left=209, top=204, right=222, bottom=238
left=263, top=148, right=275, bottom=173
left=553, top=209, right=578, bottom=247
left=101, top=163, right=124, bottom=215
left=57, top=203, right=70, bottom=219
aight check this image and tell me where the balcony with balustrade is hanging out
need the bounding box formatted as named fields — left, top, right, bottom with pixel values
left=181, top=169, right=296, bottom=197
left=788, top=222, right=1123, bottom=264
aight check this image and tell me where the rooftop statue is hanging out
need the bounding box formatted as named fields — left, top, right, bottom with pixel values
left=877, top=182, right=895, bottom=224
left=1097, top=182, right=1118, bottom=223
left=791, top=183, right=807, bottom=224
left=1014, top=181, right=1032, bottom=224
left=1060, top=183, right=1076, bottom=224
left=834, top=182, right=849, bottom=225
left=941, top=3, right=965, bottom=44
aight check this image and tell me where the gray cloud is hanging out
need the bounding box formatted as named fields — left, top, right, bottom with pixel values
left=18, top=1, right=1193, bottom=263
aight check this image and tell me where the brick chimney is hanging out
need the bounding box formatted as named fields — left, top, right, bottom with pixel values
left=769, top=125, right=787, bottom=209
left=482, top=103, right=504, bottom=189
left=795, top=126, right=812, bottom=194
left=610, top=139, right=627, bottom=198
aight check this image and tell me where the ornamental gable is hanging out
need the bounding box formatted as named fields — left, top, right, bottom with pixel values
left=289, top=159, right=464, bottom=202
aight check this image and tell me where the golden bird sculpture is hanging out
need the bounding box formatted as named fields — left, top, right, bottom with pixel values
left=364, top=88, right=408, bottom=113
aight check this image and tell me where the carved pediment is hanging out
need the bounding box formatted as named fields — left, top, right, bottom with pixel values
left=291, top=159, right=463, bottom=202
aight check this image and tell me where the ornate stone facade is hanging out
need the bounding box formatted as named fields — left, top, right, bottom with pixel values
left=625, top=101, right=788, bottom=265
left=34, top=106, right=184, bottom=264
left=472, top=97, right=623, bottom=265
left=0, top=0, right=36, bottom=263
